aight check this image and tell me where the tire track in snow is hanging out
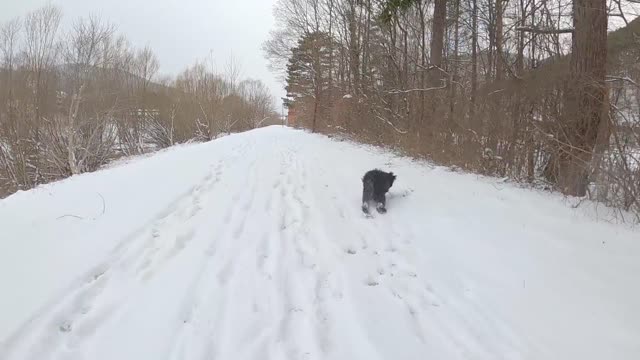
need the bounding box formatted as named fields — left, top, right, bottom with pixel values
left=247, top=148, right=293, bottom=358
left=135, top=161, right=224, bottom=282
left=162, top=139, right=264, bottom=360
left=233, top=145, right=321, bottom=360
left=274, top=144, right=351, bottom=359
left=223, top=141, right=315, bottom=360
left=289, top=150, right=336, bottom=357
left=271, top=149, right=303, bottom=359
left=169, top=140, right=281, bottom=360
left=215, top=154, right=260, bottom=286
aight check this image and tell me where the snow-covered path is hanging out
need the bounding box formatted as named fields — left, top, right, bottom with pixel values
left=1, top=126, right=639, bottom=360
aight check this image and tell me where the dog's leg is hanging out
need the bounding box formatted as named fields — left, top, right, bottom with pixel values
left=362, top=202, right=370, bottom=214
left=375, top=194, right=387, bottom=214
left=362, top=179, right=374, bottom=214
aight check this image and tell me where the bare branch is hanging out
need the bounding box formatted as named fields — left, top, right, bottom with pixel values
left=516, top=26, right=574, bottom=34
left=386, top=80, right=447, bottom=94
left=375, top=115, right=408, bottom=134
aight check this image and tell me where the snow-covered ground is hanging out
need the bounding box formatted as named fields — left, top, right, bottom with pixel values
left=1, top=126, right=639, bottom=360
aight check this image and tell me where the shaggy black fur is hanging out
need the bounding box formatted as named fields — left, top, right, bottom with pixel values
left=361, top=169, right=396, bottom=214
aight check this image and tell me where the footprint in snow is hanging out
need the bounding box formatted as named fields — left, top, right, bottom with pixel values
left=365, top=276, right=380, bottom=286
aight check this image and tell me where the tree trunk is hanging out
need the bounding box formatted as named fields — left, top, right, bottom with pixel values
left=511, top=0, right=526, bottom=178
left=557, top=0, right=608, bottom=196
left=495, top=0, right=504, bottom=81
left=348, top=0, right=360, bottom=92
left=328, top=0, right=334, bottom=104
left=312, top=98, right=318, bottom=133
left=449, top=0, right=460, bottom=121
left=526, top=0, right=537, bottom=181
left=486, top=0, right=495, bottom=82
left=470, top=0, right=478, bottom=120
left=487, top=0, right=503, bottom=159
left=362, top=0, right=372, bottom=87
left=429, top=0, right=446, bottom=86
left=419, top=2, right=426, bottom=133
left=67, top=85, right=84, bottom=175
left=427, top=0, right=446, bottom=140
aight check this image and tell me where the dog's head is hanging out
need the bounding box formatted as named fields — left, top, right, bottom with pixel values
left=387, top=172, right=397, bottom=187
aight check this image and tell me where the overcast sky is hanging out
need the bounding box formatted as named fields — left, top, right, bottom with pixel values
left=1, top=0, right=285, bottom=111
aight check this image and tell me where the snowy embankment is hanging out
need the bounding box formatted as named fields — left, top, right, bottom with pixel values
left=1, top=126, right=639, bottom=360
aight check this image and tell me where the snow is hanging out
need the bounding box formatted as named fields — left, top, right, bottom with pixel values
left=1, top=125, right=639, bottom=360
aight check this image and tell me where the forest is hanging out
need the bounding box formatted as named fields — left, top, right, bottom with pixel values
left=0, top=5, right=278, bottom=197
left=265, top=0, right=640, bottom=221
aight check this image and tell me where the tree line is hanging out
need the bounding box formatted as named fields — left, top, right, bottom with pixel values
left=0, top=5, right=278, bottom=197
left=265, top=0, right=640, bottom=221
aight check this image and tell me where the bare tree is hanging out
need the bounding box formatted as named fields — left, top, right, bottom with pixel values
left=555, top=0, right=609, bottom=195
left=239, top=79, right=276, bottom=128
left=22, top=4, right=62, bottom=183
left=57, top=16, right=116, bottom=174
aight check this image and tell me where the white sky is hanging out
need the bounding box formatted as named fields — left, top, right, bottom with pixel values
left=1, top=0, right=286, bottom=112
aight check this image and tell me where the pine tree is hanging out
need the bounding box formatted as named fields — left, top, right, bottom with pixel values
left=285, top=32, right=333, bottom=132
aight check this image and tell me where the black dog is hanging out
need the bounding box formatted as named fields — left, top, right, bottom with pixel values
left=361, top=169, right=396, bottom=214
